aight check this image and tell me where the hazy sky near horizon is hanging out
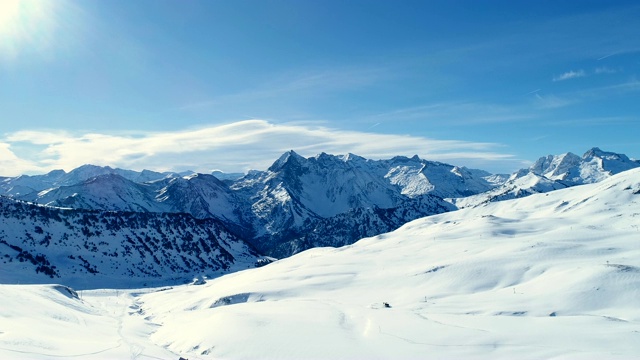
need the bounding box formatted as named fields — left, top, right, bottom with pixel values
left=1, top=0, right=639, bottom=176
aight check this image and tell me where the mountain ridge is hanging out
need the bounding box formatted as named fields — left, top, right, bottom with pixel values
left=2, top=147, right=638, bottom=259
left=0, top=196, right=260, bottom=289
left=451, top=147, right=640, bottom=208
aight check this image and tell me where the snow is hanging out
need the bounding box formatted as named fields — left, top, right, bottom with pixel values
left=526, top=147, right=639, bottom=186
left=0, top=285, right=177, bottom=358
left=385, top=164, right=434, bottom=197
left=451, top=148, right=640, bottom=209
left=2, top=168, right=640, bottom=359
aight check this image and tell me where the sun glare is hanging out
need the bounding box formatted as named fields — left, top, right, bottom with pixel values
left=0, top=0, right=57, bottom=60
left=0, top=0, right=25, bottom=37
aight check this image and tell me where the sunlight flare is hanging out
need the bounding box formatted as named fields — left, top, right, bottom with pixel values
left=0, top=0, right=57, bottom=60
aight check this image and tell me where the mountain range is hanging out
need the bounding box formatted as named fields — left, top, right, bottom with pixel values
left=1, top=147, right=638, bottom=285
left=2, top=162, right=639, bottom=359
left=450, top=147, right=640, bottom=208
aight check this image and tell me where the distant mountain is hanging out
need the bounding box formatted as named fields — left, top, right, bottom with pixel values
left=229, top=151, right=487, bottom=256
left=530, top=147, right=639, bottom=184
left=211, top=170, right=245, bottom=181
left=19, top=173, right=161, bottom=212
left=156, top=173, right=254, bottom=235
left=0, top=165, right=179, bottom=197
left=2, top=148, right=636, bottom=258
left=452, top=147, right=640, bottom=208
left=1, top=152, right=496, bottom=257
left=0, top=196, right=259, bottom=288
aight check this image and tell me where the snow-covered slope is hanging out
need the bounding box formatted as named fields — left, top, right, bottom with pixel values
left=0, top=197, right=259, bottom=288
left=137, top=167, right=640, bottom=359
left=2, top=168, right=639, bottom=359
left=451, top=172, right=570, bottom=208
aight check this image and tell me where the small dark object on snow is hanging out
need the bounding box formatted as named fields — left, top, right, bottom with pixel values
left=179, top=357, right=189, bottom=360
left=383, top=302, right=391, bottom=308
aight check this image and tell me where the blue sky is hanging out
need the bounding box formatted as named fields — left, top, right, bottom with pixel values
left=1, top=0, right=639, bottom=176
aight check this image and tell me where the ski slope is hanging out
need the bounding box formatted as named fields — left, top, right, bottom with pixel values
left=1, top=168, right=639, bottom=359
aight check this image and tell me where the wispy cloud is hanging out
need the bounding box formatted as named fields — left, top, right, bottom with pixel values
left=535, top=77, right=640, bottom=109
left=571, top=78, right=640, bottom=99
left=608, top=78, right=640, bottom=91
left=177, top=66, right=390, bottom=112
left=0, top=120, right=519, bottom=176
left=541, top=116, right=638, bottom=127
left=553, top=70, right=586, bottom=82
left=365, top=102, right=533, bottom=126
left=534, top=93, right=576, bottom=109
left=596, top=49, right=640, bottom=61
left=594, top=66, right=618, bottom=74
left=551, top=66, right=619, bottom=83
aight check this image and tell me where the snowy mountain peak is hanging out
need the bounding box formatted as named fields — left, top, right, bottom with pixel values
left=581, top=147, right=636, bottom=173
left=389, top=155, right=421, bottom=164
left=3, top=148, right=637, bottom=259
left=581, top=147, right=634, bottom=163
left=269, top=150, right=306, bottom=171
left=530, top=152, right=582, bottom=181
left=340, top=152, right=366, bottom=162
left=525, top=148, right=639, bottom=184
left=44, top=169, right=67, bottom=180
left=183, top=172, right=200, bottom=180
left=314, top=152, right=340, bottom=163
left=66, top=164, right=115, bottom=182
left=455, top=148, right=640, bottom=209
left=583, top=146, right=611, bottom=159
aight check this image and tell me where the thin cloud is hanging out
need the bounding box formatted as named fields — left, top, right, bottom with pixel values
left=533, top=78, right=640, bottom=110
left=534, top=93, right=576, bottom=109
left=549, top=67, right=618, bottom=84
left=596, top=49, right=640, bottom=61
left=541, top=116, right=638, bottom=127
left=594, top=66, right=618, bottom=74
left=552, top=70, right=586, bottom=82
left=597, top=53, right=617, bottom=61
left=572, top=78, right=640, bottom=98
left=0, top=120, right=519, bottom=176
left=178, top=66, right=390, bottom=112
left=366, top=102, right=533, bottom=126
left=609, top=78, right=640, bottom=91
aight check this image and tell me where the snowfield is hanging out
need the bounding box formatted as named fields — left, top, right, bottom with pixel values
left=1, top=168, right=640, bottom=359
